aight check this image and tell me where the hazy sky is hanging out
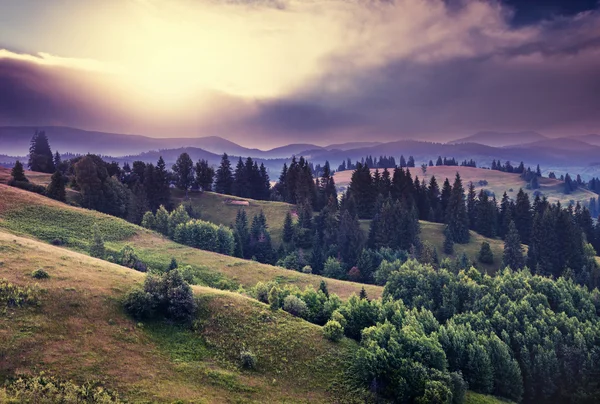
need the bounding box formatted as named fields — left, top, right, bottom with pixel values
left=0, top=0, right=599, bottom=148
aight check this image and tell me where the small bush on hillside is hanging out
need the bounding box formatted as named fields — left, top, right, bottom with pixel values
left=8, top=179, right=46, bottom=195
left=268, top=286, right=281, bottom=310
left=331, top=310, right=347, bottom=328
left=89, top=224, right=105, bottom=259
left=323, top=320, right=344, bottom=342
left=123, top=270, right=197, bottom=324
left=51, top=238, right=64, bottom=246
left=31, top=268, right=49, bottom=279
left=240, top=349, right=257, bottom=369
left=282, top=295, right=308, bottom=318
left=119, top=245, right=147, bottom=272
left=252, top=281, right=276, bottom=303
left=3, top=373, right=121, bottom=403
left=0, top=279, right=40, bottom=307
left=301, top=265, right=312, bottom=274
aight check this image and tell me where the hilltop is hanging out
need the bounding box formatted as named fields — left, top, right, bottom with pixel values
left=334, top=165, right=598, bottom=206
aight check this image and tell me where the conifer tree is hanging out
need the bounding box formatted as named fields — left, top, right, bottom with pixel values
left=214, top=153, right=234, bottom=195
left=154, top=156, right=171, bottom=210
left=443, top=227, right=454, bottom=255
left=282, top=211, right=295, bottom=244
left=467, top=182, right=477, bottom=230
left=172, top=153, right=195, bottom=196
left=478, top=241, right=494, bottom=264
left=503, top=221, right=524, bottom=269
left=46, top=170, right=66, bottom=202
left=11, top=160, right=28, bottom=182
left=348, top=162, right=375, bottom=219
left=446, top=173, right=470, bottom=243
left=28, top=130, right=55, bottom=173
left=194, top=159, right=215, bottom=191
left=514, top=189, right=532, bottom=244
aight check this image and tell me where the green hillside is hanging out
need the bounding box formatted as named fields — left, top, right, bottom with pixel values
left=0, top=229, right=359, bottom=403
left=172, top=189, right=293, bottom=245
left=0, top=184, right=382, bottom=299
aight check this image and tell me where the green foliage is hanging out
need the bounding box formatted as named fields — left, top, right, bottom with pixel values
left=89, top=224, right=105, bottom=259
left=2, top=373, right=121, bottom=403
left=323, top=320, right=344, bottom=342
left=141, top=210, right=156, bottom=230
left=173, top=219, right=235, bottom=255
left=46, top=170, right=66, bottom=202
left=478, top=242, right=494, bottom=264
left=123, top=269, right=197, bottom=324
left=28, top=130, right=55, bottom=173
left=0, top=279, right=40, bottom=307
left=268, top=286, right=281, bottom=311
left=240, top=349, right=257, bottom=370
left=323, top=256, right=345, bottom=280
left=31, top=268, right=50, bottom=279
left=502, top=221, right=524, bottom=270
left=119, top=245, right=147, bottom=272
left=11, top=160, right=28, bottom=182
left=282, top=295, right=308, bottom=318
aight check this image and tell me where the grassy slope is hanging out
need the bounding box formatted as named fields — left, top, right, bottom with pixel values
left=172, top=189, right=293, bottom=246
left=0, top=184, right=382, bottom=299
left=0, top=229, right=358, bottom=403
left=335, top=165, right=597, bottom=206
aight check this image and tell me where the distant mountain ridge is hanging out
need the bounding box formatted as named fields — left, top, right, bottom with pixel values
left=449, top=131, right=548, bottom=147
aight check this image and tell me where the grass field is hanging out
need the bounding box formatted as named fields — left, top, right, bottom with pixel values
left=335, top=165, right=597, bottom=206
left=0, top=184, right=382, bottom=299
left=172, top=189, right=294, bottom=245
left=0, top=229, right=359, bottom=403
left=359, top=220, right=507, bottom=273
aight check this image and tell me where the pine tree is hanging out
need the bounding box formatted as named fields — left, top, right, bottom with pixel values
left=53, top=151, right=62, bottom=171
left=282, top=211, right=295, bottom=243
left=318, top=280, right=329, bottom=297
left=168, top=257, right=178, bottom=271
left=467, top=182, right=477, bottom=230
left=503, top=221, right=524, bottom=269
left=514, top=189, right=532, bottom=244
left=478, top=241, right=494, bottom=264
left=347, top=162, right=375, bottom=219
left=90, top=224, right=105, bottom=259
left=359, top=287, right=368, bottom=300
left=195, top=159, right=215, bottom=191
left=172, top=153, right=195, bottom=196
left=235, top=209, right=250, bottom=259
left=28, top=130, right=54, bottom=173
left=214, top=153, right=234, bottom=195
left=154, top=156, right=171, bottom=211
left=446, top=173, right=470, bottom=243
left=46, top=170, right=66, bottom=202
left=10, top=160, right=28, bottom=182
left=443, top=227, right=454, bottom=255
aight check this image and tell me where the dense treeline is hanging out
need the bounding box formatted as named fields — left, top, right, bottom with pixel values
left=254, top=260, right=600, bottom=403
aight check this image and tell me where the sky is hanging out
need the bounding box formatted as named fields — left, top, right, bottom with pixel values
left=0, top=0, right=599, bottom=148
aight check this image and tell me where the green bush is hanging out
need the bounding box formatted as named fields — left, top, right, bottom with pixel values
left=31, top=268, right=49, bottom=279
left=323, top=320, right=344, bottom=342
left=123, top=270, right=197, bottom=324
left=0, top=279, right=40, bottom=307
left=268, top=286, right=281, bottom=311
left=282, top=295, right=308, bottom=318
left=478, top=241, right=494, bottom=264
left=240, top=349, right=257, bottom=369
left=2, top=373, right=121, bottom=403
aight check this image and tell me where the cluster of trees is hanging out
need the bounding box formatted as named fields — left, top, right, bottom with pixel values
left=435, top=156, right=459, bottom=166
left=491, top=160, right=527, bottom=174
left=233, top=210, right=276, bottom=264
left=141, top=205, right=235, bottom=256
left=272, top=157, right=336, bottom=211
left=212, top=153, right=270, bottom=200
left=28, top=130, right=56, bottom=173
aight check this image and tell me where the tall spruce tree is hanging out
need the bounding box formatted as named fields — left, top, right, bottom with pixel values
left=467, top=182, right=477, bottom=230
left=514, top=189, right=532, bottom=244
left=348, top=162, right=376, bottom=219
left=28, top=130, right=54, bottom=173
left=446, top=173, right=470, bottom=243
left=214, top=153, right=234, bottom=195
left=282, top=211, right=295, bottom=244
left=195, top=159, right=214, bottom=191
left=503, top=220, right=524, bottom=269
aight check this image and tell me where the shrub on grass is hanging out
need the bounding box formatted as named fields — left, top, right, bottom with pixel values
left=240, top=349, right=257, bottom=369
left=3, top=373, right=121, bottom=403
left=478, top=241, right=494, bottom=264
left=282, top=295, right=308, bottom=318
left=123, top=270, right=197, bottom=324
left=31, top=268, right=49, bottom=279
left=0, top=279, right=40, bottom=307
left=323, top=320, right=344, bottom=342
left=268, top=286, right=281, bottom=310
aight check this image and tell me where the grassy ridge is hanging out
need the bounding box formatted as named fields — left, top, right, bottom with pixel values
left=172, top=189, right=293, bottom=245
left=335, top=165, right=597, bottom=206
left=0, top=184, right=382, bottom=299
left=0, top=229, right=359, bottom=403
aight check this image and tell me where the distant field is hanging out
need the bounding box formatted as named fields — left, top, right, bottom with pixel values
left=172, top=190, right=294, bottom=245
left=335, top=165, right=598, bottom=206
left=360, top=220, right=507, bottom=274
left=0, top=184, right=382, bottom=299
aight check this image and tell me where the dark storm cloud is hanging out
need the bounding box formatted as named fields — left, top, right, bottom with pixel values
left=1, top=0, right=600, bottom=147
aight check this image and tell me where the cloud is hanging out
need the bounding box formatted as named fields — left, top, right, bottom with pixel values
left=0, top=0, right=599, bottom=147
